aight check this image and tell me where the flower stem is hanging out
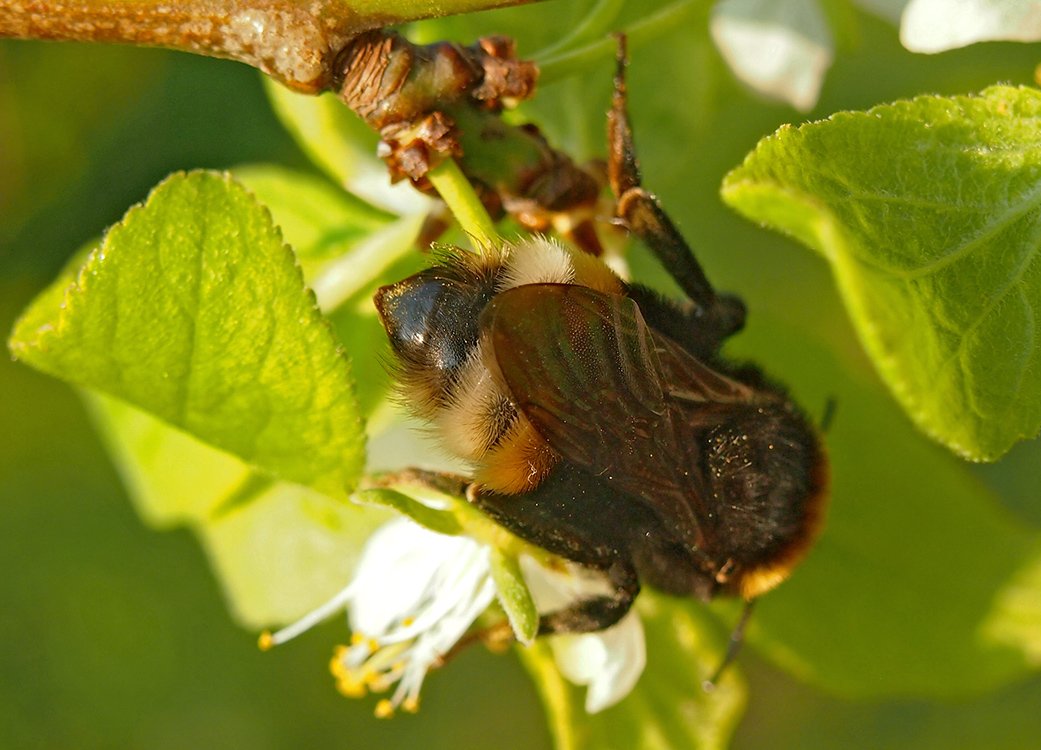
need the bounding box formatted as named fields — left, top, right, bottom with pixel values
left=426, top=158, right=498, bottom=247
left=517, top=643, right=581, bottom=750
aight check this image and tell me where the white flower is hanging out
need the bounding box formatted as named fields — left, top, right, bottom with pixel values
left=710, top=0, right=834, bottom=111
left=260, top=516, right=646, bottom=716
left=261, top=517, right=496, bottom=716
left=520, top=557, right=647, bottom=713
left=900, top=0, right=1041, bottom=53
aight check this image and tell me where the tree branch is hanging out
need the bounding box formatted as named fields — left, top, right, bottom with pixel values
left=0, top=0, right=541, bottom=91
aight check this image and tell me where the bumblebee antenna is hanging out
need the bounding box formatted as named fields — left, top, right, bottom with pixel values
left=820, top=396, right=838, bottom=433
left=702, top=598, right=757, bottom=691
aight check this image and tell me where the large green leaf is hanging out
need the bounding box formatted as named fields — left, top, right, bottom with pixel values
left=84, top=391, right=253, bottom=526
left=723, top=86, right=1041, bottom=461
left=9, top=171, right=364, bottom=500
left=199, top=480, right=390, bottom=628
left=232, top=163, right=426, bottom=419
left=84, top=390, right=389, bottom=627
left=23, top=167, right=424, bottom=628
left=729, top=318, right=1041, bottom=697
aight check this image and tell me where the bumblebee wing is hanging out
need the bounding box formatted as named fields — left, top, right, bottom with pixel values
left=483, top=284, right=742, bottom=547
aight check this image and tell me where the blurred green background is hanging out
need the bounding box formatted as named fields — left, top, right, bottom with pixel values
left=3, top=3, right=1041, bottom=748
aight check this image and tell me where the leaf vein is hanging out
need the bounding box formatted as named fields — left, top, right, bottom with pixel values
left=936, top=240, right=1039, bottom=417
left=899, top=183, right=1041, bottom=280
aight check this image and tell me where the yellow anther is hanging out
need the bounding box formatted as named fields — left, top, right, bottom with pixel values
left=333, top=644, right=350, bottom=659
left=350, top=632, right=366, bottom=646
left=374, top=699, right=395, bottom=719
left=329, top=655, right=347, bottom=678
left=401, top=616, right=415, bottom=627
left=335, top=678, right=367, bottom=699
left=257, top=631, right=274, bottom=652
left=367, top=638, right=380, bottom=652
left=402, top=697, right=420, bottom=714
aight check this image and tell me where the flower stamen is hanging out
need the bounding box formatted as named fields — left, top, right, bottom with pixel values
left=256, top=516, right=646, bottom=715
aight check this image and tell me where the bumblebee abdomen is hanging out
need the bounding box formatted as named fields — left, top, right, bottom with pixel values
left=701, top=401, right=829, bottom=599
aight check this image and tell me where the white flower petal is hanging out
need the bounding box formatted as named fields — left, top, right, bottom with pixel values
left=346, top=517, right=489, bottom=635
left=264, top=516, right=501, bottom=715
left=346, top=519, right=449, bottom=634
left=520, top=556, right=647, bottom=713
left=551, top=612, right=647, bottom=713
left=552, top=631, right=609, bottom=684
left=901, top=0, right=1041, bottom=53
left=585, top=612, right=647, bottom=713
left=710, top=0, right=834, bottom=111
left=519, top=555, right=612, bottom=611
left=340, top=521, right=501, bottom=714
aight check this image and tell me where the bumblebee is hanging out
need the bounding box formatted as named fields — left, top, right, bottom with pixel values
left=373, top=44, right=828, bottom=637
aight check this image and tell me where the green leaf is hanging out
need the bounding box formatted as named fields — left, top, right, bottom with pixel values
left=232, top=163, right=427, bottom=419
left=521, top=595, right=746, bottom=750
left=353, top=488, right=463, bottom=536
left=9, top=170, right=364, bottom=499
left=490, top=550, right=540, bottom=645
left=199, top=481, right=389, bottom=628
left=263, top=80, right=431, bottom=217
left=84, top=379, right=389, bottom=629
left=728, top=317, right=1041, bottom=697
left=84, top=390, right=252, bottom=525
left=722, top=86, right=1041, bottom=461
left=231, top=164, right=392, bottom=272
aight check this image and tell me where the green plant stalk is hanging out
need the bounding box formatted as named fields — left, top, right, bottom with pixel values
left=332, top=30, right=599, bottom=229
left=516, top=643, right=580, bottom=750
left=537, top=0, right=701, bottom=84
left=530, top=0, right=625, bottom=60
left=427, top=157, right=498, bottom=246
left=0, top=0, right=544, bottom=91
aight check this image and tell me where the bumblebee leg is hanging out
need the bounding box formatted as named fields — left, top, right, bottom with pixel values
left=608, top=36, right=745, bottom=345
left=442, top=564, right=637, bottom=661
left=537, top=560, right=641, bottom=635
left=467, top=465, right=653, bottom=634
left=363, top=467, right=470, bottom=498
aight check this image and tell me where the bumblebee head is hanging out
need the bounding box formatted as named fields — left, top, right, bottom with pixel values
left=376, top=273, right=481, bottom=374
